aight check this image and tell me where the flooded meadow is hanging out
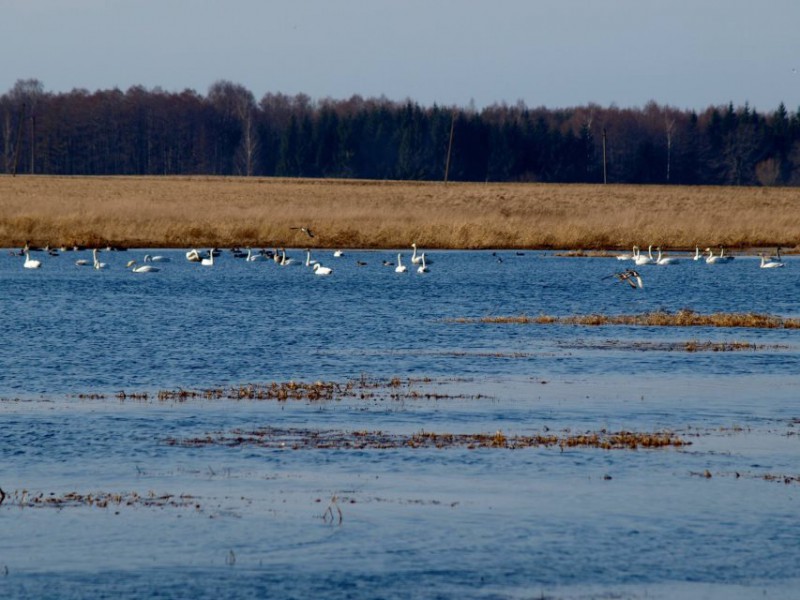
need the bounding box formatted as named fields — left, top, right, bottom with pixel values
left=1, top=247, right=799, bottom=598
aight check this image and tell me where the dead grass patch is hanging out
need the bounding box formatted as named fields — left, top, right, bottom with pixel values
left=449, top=310, right=800, bottom=329
left=3, top=489, right=199, bottom=510
left=169, top=427, right=689, bottom=451
left=558, top=339, right=786, bottom=352
left=109, top=377, right=485, bottom=404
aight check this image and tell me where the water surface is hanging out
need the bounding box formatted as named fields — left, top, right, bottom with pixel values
left=1, top=248, right=798, bottom=598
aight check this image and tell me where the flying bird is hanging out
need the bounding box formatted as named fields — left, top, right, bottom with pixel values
left=291, top=227, right=315, bottom=238
left=604, top=268, right=643, bottom=289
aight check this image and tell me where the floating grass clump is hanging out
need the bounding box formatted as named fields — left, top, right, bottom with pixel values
left=450, top=310, right=800, bottom=329
left=168, top=427, right=688, bottom=451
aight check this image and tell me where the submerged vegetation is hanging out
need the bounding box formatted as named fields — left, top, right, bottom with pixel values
left=450, top=310, right=800, bottom=329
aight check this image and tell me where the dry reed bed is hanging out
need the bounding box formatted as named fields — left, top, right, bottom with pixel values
left=450, top=310, right=800, bottom=329
left=168, top=427, right=688, bottom=451
left=2, top=175, right=800, bottom=249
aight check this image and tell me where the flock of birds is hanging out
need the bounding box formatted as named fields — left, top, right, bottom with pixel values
left=12, top=238, right=434, bottom=276
left=607, top=244, right=786, bottom=290
left=12, top=238, right=788, bottom=287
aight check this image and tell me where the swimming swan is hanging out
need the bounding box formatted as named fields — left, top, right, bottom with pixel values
left=655, top=247, right=679, bottom=265
left=411, top=243, right=433, bottom=265
left=93, top=249, right=108, bottom=270
left=760, top=254, right=785, bottom=269
left=417, top=253, right=429, bottom=273
left=313, top=263, right=333, bottom=276
left=246, top=248, right=266, bottom=262
left=305, top=249, right=318, bottom=267
left=411, top=243, right=423, bottom=264
left=705, top=247, right=732, bottom=264
left=201, top=250, right=214, bottom=266
left=280, top=249, right=295, bottom=266
left=23, top=251, right=42, bottom=269
left=395, top=253, right=408, bottom=273
left=130, top=261, right=160, bottom=273
left=634, top=245, right=654, bottom=266
left=616, top=246, right=635, bottom=261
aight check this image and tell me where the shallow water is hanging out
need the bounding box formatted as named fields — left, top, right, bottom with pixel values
left=1, top=248, right=799, bottom=598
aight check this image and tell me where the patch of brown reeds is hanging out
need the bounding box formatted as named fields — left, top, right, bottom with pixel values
left=2, top=175, right=800, bottom=249
left=168, top=427, right=689, bottom=451
left=558, top=339, right=784, bottom=352
left=449, top=310, right=800, bottom=329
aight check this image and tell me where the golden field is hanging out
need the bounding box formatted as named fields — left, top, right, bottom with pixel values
left=1, top=175, right=799, bottom=250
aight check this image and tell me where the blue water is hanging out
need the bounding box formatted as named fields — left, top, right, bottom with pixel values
left=1, top=248, right=799, bottom=599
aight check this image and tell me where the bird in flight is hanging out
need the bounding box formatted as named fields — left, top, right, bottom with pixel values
left=291, top=227, right=314, bottom=238
left=605, top=268, right=643, bottom=289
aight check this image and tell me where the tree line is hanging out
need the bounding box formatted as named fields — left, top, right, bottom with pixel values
left=3, top=78, right=800, bottom=185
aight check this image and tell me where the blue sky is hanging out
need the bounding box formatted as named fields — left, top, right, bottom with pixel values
left=2, top=0, right=799, bottom=111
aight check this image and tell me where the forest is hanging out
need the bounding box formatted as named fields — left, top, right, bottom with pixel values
left=3, top=78, right=800, bottom=186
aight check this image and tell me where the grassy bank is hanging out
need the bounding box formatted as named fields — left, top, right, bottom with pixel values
left=1, top=175, right=799, bottom=249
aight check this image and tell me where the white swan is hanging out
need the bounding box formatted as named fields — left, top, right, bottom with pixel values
left=313, top=263, right=333, bottom=276
left=634, top=245, right=654, bottom=266
left=333, top=250, right=344, bottom=258
left=246, top=248, right=266, bottom=262
left=655, top=247, right=679, bottom=265
left=693, top=246, right=702, bottom=261
left=411, top=243, right=423, bottom=264
left=201, top=249, right=214, bottom=266
left=704, top=248, right=724, bottom=264
left=395, top=253, right=407, bottom=273
left=186, top=249, right=201, bottom=262
left=75, top=257, right=90, bottom=266
left=145, top=254, right=170, bottom=263
left=616, top=246, right=635, bottom=261
left=760, top=254, right=785, bottom=269
left=130, top=261, right=160, bottom=273
left=305, top=249, right=318, bottom=267
left=93, top=249, right=108, bottom=270
left=280, top=249, right=295, bottom=266
left=23, top=251, right=42, bottom=269
left=417, top=253, right=429, bottom=273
